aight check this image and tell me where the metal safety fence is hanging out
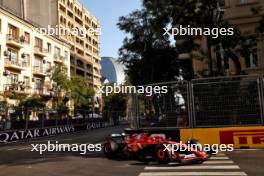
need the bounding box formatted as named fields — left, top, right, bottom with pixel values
left=131, top=75, right=264, bottom=128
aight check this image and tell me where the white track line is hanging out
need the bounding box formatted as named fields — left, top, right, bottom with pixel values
left=203, top=160, right=234, bottom=164
left=144, top=165, right=240, bottom=170
left=216, top=153, right=226, bottom=156
left=139, top=172, right=247, bottom=176
left=18, top=147, right=30, bottom=150
left=210, top=156, right=229, bottom=160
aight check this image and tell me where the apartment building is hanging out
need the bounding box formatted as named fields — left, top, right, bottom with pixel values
left=0, top=0, right=101, bottom=108
left=177, top=0, right=264, bottom=77
left=223, top=0, right=264, bottom=75
left=0, top=6, right=71, bottom=107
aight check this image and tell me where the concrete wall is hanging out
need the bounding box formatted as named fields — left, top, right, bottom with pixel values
left=0, top=0, right=22, bottom=17
left=24, top=0, right=58, bottom=27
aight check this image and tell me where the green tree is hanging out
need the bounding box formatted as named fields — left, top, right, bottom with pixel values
left=48, top=63, right=70, bottom=108
left=117, top=9, right=180, bottom=85
left=19, top=94, right=45, bottom=108
left=103, top=88, right=127, bottom=117
left=69, top=76, right=95, bottom=109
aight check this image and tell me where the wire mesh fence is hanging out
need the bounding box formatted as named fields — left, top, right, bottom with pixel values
left=134, top=81, right=191, bottom=128
left=132, top=75, right=264, bottom=128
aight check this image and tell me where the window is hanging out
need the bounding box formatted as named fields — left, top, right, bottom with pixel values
left=6, top=48, right=19, bottom=65
left=244, top=39, right=258, bottom=68
left=34, top=78, right=44, bottom=89
left=54, top=46, right=61, bottom=56
left=240, top=0, right=248, bottom=4
left=35, top=37, right=43, bottom=49
left=47, top=43, right=52, bottom=53
left=8, top=24, right=19, bottom=39
left=34, top=56, right=43, bottom=72
left=64, top=51, right=68, bottom=59
left=7, top=73, right=18, bottom=85
left=22, top=54, right=30, bottom=67
left=218, top=0, right=225, bottom=7
left=46, top=61, right=51, bottom=72
left=250, top=48, right=258, bottom=67
left=24, top=32, right=30, bottom=44
left=23, top=76, right=30, bottom=87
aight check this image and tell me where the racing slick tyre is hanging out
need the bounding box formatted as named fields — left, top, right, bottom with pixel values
left=155, top=144, right=170, bottom=164
left=197, top=160, right=205, bottom=164
left=103, top=142, right=114, bottom=158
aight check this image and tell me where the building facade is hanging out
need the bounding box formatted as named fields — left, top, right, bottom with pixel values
left=0, top=6, right=71, bottom=107
left=0, top=0, right=102, bottom=108
left=177, top=0, right=264, bottom=77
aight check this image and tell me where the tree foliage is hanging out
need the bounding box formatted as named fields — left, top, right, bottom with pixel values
left=48, top=63, right=95, bottom=108
left=19, top=94, right=45, bottom=108
left=69, top=76, right=95, bottom=109
left=117, top=8, right=180, bottom=85
left=103, top=84, right=127, bottom=116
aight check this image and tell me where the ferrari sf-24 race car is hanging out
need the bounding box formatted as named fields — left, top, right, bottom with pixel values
left=103, top=132, right=209, bottom=164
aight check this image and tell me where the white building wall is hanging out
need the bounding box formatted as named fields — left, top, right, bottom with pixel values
left=0, top=8, right=71, bottom=105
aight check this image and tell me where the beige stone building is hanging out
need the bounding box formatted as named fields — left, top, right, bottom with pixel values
left=0, top=6, right=71, bottom=107
left=0, top=0, right=102, bottom=108
left=178, top=0, right=264, bottom=77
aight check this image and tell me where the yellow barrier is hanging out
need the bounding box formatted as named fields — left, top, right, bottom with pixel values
left=180, top=126, right=264, bottom=148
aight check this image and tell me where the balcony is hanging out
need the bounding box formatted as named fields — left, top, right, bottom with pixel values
left=33, top=87, right=53, bottom=97
left=54, top=54, right=65, bottom=63
left=6, top=34, right=24, bottom=48
left=93, top=80, right=102, bottom=86
left=86, top=76, right=93, bottom=83
left=4, top=59, right=25, bottom=71
left=33, top=66, right=46, bottom=77
left=3, top=83, right=30, bottom=94
left=34, top=47, right=48, bottom=57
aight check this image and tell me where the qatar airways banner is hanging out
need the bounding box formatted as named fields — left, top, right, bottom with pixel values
left=0, top=122, right=110, bottom=143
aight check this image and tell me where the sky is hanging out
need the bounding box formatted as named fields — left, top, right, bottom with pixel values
left=80, top=0, right=142, bottom=59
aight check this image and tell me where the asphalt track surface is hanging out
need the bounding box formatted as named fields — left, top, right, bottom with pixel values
left=0, top=125, right=263, bottom=176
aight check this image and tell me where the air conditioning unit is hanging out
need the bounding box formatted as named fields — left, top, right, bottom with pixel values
left=43, top=60, right=46, bottom=64
left=21, top=53, right=27, bottom=58
left=20, top=35, right=26, bottom=43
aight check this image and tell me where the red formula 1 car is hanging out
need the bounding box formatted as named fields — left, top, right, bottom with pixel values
left=103, top=132, right=209, bottom=164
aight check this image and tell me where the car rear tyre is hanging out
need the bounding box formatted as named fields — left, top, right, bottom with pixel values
left=104, top=142, right=113, bottom=158
left=155, top=145, right=170, bottom=164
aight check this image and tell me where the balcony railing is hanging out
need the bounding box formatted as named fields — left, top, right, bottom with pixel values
left=6, top=34, right=24, bottom=48
left=33, top=66, right=46, bottom=76
left=33, top=88, right=53, bottom=96
left=54, top=54, right=65, bottom=63
left=6, top=34, right=21, bottom=43
left=34, top=46, right=48, bottom=56
left=5, top=59, right=21, bottom=66
left=4, top=59, right=25, bottom=70
left=3, top=83, right=30, bottom=94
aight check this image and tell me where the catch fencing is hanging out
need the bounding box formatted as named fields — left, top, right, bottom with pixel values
left=131, top=75, right=264, bottom=128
